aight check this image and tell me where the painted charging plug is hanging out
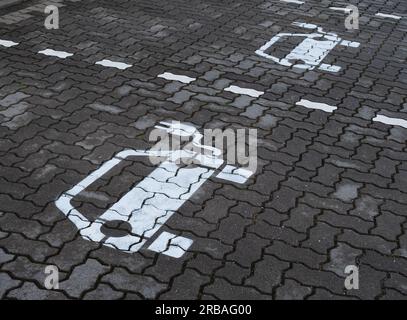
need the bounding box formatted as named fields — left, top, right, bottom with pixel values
left=56, top=121, right=254, bottom=258
left=256, top=22, right=360, bottom=72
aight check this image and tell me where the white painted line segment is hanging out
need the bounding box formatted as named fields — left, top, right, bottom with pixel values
left=95, top=59, right=132, bottom=70
left=38, top=49, right=73, bottom=59
left=329, top=7, right=352, bottom=13
left=0, top=39, right=19, bottom=47
left=340, top=40, right=360, bottom=48
left=292, top=22, right=318, bottom=29
left=296, top=99, right=337, bottom=113
left=157, top=72, right=196, bottom=84
left=224, top=85, right=264, bottom=98
left=373, top=115, right=407, bottom=128
left=280, top=0, right=304, bottom=4
left=375, top=13, right=402, bottom=20
left=148, top=232, right=193, bottom=258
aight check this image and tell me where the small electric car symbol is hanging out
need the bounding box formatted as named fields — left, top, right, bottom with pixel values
left=56, top=122, right=254, bottom=258
left=256, top=22, right=360, bottom=72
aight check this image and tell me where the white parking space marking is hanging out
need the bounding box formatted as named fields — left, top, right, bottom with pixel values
left=296, top=99, right=337, bottom=113
left=280, top=0, right=304, bottom=4
left=0, top=39, right=19, bottom=47
left=148, top=232, right=193, bottom=258
left=95, top=59, right=132, bottom=70
left=157, top=72, right=196, bottom=84
left=373, top=115, right=407, bottom=128
left=38, top=49, right=74, bottom=59
left=329, top=7, right=352, bottom=13
left=375, top=13, right=402, bottom=20
left=224, top=85, right=264, bottom=98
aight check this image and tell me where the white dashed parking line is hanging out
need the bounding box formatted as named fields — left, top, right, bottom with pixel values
left=329, top=7, right=352, bottom=13
left=224, top=85, right=264, bottom=98
left=157, top=72, right=196, bottom=84
left=296, top=99, right=337, bottom=113
left=38, top=49, right=74, bottom=59
left=375, top=13, right=402, bottom=20
left=280, top=0, right=304, bottom=4
left=3, top=30, right=396, bottom=136
left=95, top=59, right=133, bottom=70
left=373, top=115, right=407, bottom=128
left=0, top=39, right=19, bottom=47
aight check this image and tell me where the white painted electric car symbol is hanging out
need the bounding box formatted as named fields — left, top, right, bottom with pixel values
left=256, top=22, right=360, bottom=72
left=56, top=122, right=253, bottom=258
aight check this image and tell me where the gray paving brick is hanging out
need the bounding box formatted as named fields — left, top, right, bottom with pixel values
left=0, top=272, right=20, bottom=298
left=275, top=279, right=312, bottom=300
left=7, top=282, right=67, bottom=300
left=204, top=278, right=270, bottom=300
left=60, top=259, right=110, bottom=298
left=102, top=267, right=167, bottom=299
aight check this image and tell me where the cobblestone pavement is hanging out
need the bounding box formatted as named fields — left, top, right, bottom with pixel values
left=0, top=0, right=406, bottom=300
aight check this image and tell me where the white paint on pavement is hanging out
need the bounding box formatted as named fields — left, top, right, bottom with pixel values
left=157, top=72, right=196, bottom=84
left=57, top=122, right=255, bottom=258
left=340, top=40, right=360, bottom=48
left=375, top=13, right=402, bottom=20
left=224, top=85, right=264, bottom=98
left=329, top=7, right=352, bottom=13
left=296, top=99, right=337, bottom=113
left=319, top=63, right=341, bottom=73
left=38, top=49, right=73, bottom=59
left=373, top=115, right=407, bottom=128
left=216, top=165, right=254, bottom=184
left=148, top=232, right=193, bottom=258
left=256, top=22, right=360, bottom=72
left=0, top=39, right=19, bottom=47
left=95, top=59, right=132, bottom=70
left=56, top=149, right=216, bottom=254
left=56, top=122, right=254, bottom=257
left=280, top=0, right=304, bottom=4
left=292, top=22, right=318, bottom=29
